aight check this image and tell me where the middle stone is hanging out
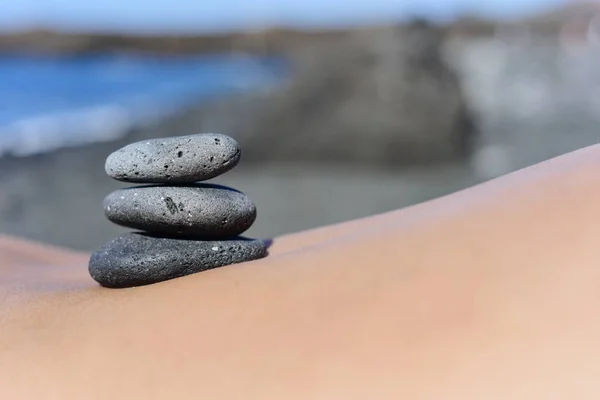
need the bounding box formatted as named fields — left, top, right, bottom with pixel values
left=104, top=184, right=257, bottom=238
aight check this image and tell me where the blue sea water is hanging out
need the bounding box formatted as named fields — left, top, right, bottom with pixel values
left=0, top=53, right=287, bottom=156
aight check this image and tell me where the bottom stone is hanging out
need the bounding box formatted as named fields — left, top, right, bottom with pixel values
left=89, top=232, right=268, bottom=288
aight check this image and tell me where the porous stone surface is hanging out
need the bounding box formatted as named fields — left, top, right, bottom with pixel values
left=105, top=133, right=241, bottom=183
left=89, top=232, right=268, bottom=288
left=104, top=184, right=256, bottom=238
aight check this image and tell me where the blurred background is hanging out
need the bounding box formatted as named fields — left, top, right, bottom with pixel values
left=1, top=0, right=600, bottom=250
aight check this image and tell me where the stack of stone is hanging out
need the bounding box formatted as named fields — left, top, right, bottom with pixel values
left=89, top=133, right=268, bottom=288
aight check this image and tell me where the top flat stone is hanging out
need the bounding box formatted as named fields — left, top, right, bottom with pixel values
left=105, top=133, right=241, bottom=183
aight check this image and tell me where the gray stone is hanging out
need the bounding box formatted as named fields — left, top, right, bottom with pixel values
left=89, top=232, right=269, bottom=288
left=104, top=184, right=256, bottom=238
left=105, top=133, right=241, bottom=183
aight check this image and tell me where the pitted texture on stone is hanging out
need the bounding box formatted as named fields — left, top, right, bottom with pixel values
left=104, top=184, right=256, bottom=238
left=105, top=133, right=241, bottom=183
left=89, top=233, right=268, bottom=288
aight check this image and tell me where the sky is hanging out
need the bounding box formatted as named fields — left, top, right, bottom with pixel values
left=0, top=0, right=575, bottom=33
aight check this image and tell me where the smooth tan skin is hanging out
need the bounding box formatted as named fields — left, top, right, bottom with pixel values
left=3, top=146, right=600, bottom=399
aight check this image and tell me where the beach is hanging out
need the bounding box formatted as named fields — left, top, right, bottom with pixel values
left=2, top=21, right=600, bottom=251
left=0, top=94, right=481, bottom=251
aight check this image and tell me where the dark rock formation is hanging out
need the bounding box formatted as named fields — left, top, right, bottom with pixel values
left=232, top=21, right=477, bottom=165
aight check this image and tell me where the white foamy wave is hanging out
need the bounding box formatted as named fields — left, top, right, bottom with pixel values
left=0, top=55, right=288, bottom=158
left=0, top=104, right=140, bottom=157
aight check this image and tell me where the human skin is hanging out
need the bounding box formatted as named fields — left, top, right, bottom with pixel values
left=3, top=145, right=600, bottom=399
